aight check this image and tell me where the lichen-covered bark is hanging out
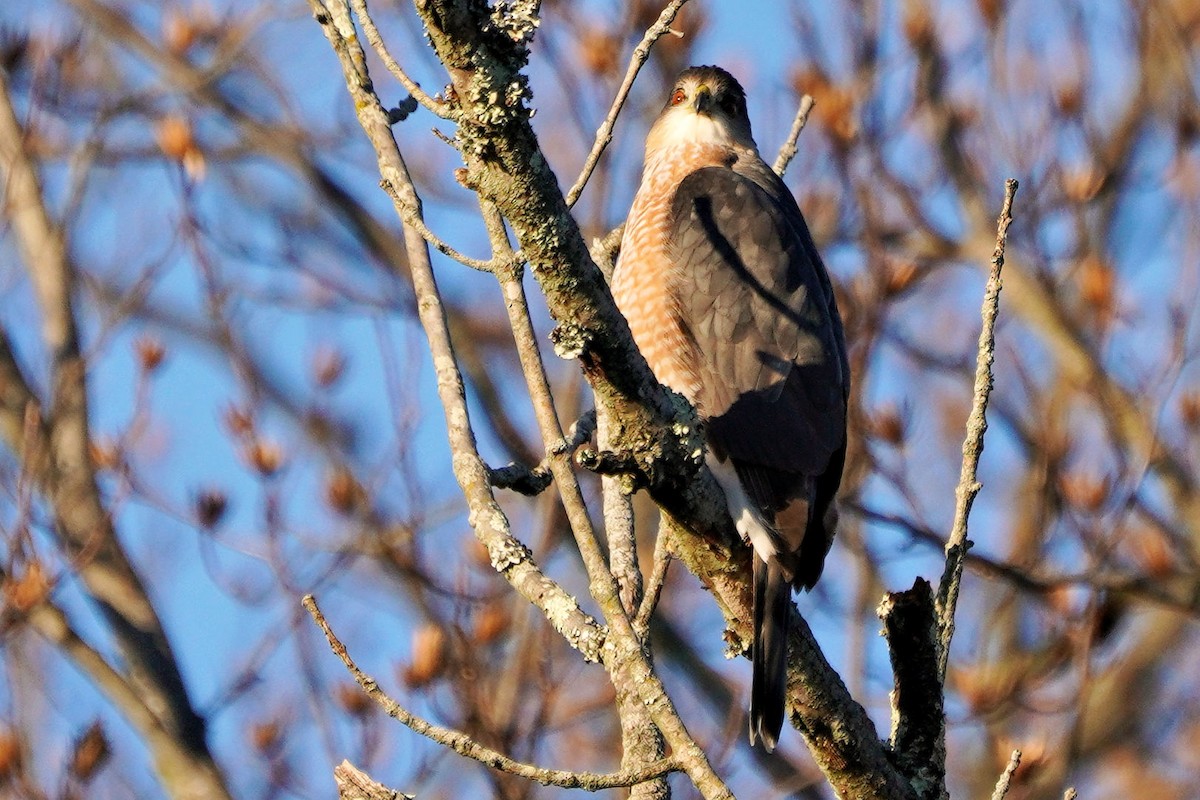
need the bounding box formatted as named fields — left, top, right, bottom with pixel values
left=413, top=0, right=709, bottom=505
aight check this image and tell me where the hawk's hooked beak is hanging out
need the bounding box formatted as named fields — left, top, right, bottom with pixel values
left=693, top=85, right=714, bottom=115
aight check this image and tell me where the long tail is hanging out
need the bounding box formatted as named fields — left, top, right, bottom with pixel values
left=749, top=554, right=790, bottom=752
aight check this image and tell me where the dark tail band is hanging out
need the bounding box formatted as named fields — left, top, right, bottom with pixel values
left=749, top=555, right=790, bottom=752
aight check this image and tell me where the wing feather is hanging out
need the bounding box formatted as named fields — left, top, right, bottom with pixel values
left=667, top=165, right=848, bottom=478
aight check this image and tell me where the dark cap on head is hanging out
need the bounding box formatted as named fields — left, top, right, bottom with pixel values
left=664, top=65, right=750, bottom=126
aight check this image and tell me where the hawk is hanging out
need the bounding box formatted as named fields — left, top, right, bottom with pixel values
left=612, top=66, right=849, bottom=751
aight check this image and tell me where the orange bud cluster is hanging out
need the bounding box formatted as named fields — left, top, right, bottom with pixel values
left=155, top=115, right=205, bottom=181
left=135, top=335, right=167, bottom=372
left=1075, top=255, right=1115, bottom=321
left=473, top=606, right=510, bottom=645
left=250, top=720, right=282, bottom=754
left=69, top=722, right=109, bottom=782
left=4, top=561, right=50, bottom=613
left=1179, top=390, right=1200, bottom=428
left=89, top=437, right=121, bottom=471
left=902, top=4, right=935, bottom=49
left=244, top=439, right=285, bottom=477
left=325, top=467, right=366, bottom=516
left=1061, top=166, right=1104, bottom=204
left=0, top=730, right=20, bottom=783
left=869, top=404, right=907, bottom=446
left=334, top=682, right=372, bottom=717
left=311, top=347, right=347, bottom=389
left=1058, top=470, right=1108, bottom=513
left=884, top=260, right=920, bottom=296
left=790, top=68, right=858, bottom=143
left=578, top=29, right=619, bottom=76
left=222, top=404, right=255, bottom=438
left=402, top=624, right=447, bottom=688
left=1125, top=527, right=1177, bottom=578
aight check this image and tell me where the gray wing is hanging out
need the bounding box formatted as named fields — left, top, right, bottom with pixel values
left=667, top=165, right=848, bottom=480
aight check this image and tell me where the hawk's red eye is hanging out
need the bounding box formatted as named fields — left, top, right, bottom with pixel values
left=670, top=88, right=686, bottom=106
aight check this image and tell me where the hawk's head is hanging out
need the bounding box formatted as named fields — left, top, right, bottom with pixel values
left=645, top=65, right=755, bottom=155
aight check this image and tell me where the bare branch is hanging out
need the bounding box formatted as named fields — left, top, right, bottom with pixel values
left=633, top=525, right=671, bottom=638
left=314, top=4, right=735, bottom=794
left=347, top=0, right=456, bottom=120
left=0, top=328, right=48, bottom=466
left=772, top=94, right=815, bottom=177
left=935, top=178, right=1018, bottom=680
left=480, top=196, right=671, bottom=798
left=304, top=596, right=681, bottom=790
left=334, top=761, right=414, bottom=800
left=599, top=406, right=641, bottom=614
left=564, top=0, right=691, bottom=207
left=24, top=593, right=229, bottom=800
left=378, top=179, right=503, bottom=272
left=879, top=579, right=944, bottom=796
left=990, top=750, right=1022, bottom=800
left=0, top=63, right=231, bottom=800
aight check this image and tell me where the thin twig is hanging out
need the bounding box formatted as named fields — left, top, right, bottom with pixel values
left=303, top=596, right=680, bottom=790
left=564, top=0, right=690, bottom=207
left=989, top=749, right=1022, bottom=800
left=346, top=0, right=456, bottom=119
left=935, top=178, right=1018, bottom=680
left=772, top=94, right=815, bottom=177
left=378, top=180, right=499, bottom=272
left=633, top=524, right=672, bottom=638
left=590, top=223, right=626, bottom=280
left=852, top=502, right=1200, bottom=618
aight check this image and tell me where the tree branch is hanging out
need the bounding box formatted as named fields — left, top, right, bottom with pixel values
left=989, top=750, right=1021, bottom=800
left=348, top=0, right=456, bottom=119
left=564, top=0, right=690, bottom=207
left=304, top=596, right=681, bottom=790
left=935, top=178, right=1017, bottom=680
left=773, top=94, right=815, bottom=177
left=879, top=579, right=944, bottom=798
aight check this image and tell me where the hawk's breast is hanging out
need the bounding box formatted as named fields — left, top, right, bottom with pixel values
left=612, top=142, right=736, bottom=408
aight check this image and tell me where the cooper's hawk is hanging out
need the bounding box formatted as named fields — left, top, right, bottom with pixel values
left=612, top=66, right=849, bottom=752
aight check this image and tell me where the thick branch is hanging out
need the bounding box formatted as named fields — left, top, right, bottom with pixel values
left=879, top=580, right=944, bottom=799
left=481, top=199, right=673, bottom=798
left=312, top=0, right=725, bottom=785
